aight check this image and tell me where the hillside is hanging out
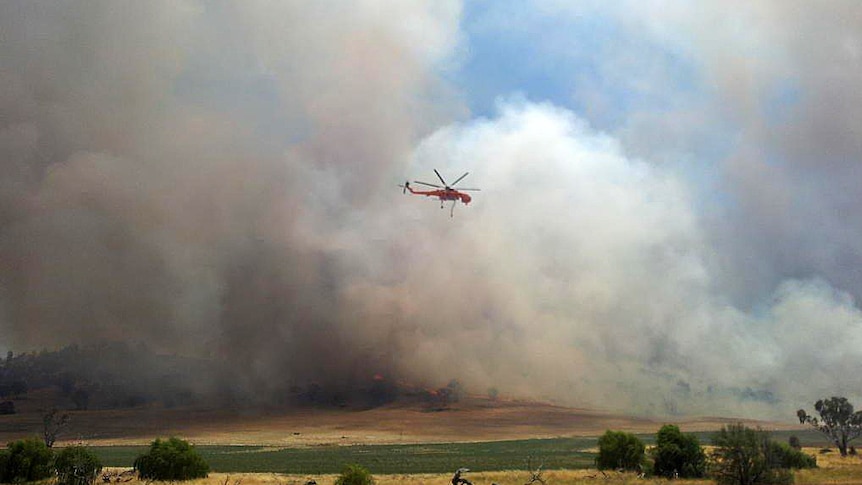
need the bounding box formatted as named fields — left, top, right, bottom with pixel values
left=0, top=345, right=804, bottom=446
left=0, top=394, right=801, bottom=447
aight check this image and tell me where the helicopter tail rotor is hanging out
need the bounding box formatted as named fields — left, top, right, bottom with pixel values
left=399, top=181, right=410, bottom=194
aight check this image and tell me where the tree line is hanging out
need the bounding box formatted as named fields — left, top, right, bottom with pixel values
left=595, top=395, right=862, bottom=485
left=0, top=343, right=458, bottom=413
left=0, top=343, right=210, bottom=412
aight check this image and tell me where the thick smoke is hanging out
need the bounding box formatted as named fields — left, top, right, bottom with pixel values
left=375, top=101, right=862, bottom=418
left=1, top=1, right=861, bottom=419
left=0, top=1, right=462, bottom=397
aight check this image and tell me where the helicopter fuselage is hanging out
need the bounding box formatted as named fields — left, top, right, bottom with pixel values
left=406, top=186, right=471, bottom=204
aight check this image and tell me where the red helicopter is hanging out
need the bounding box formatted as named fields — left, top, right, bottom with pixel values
left=400, top=169, right=480, bottom=217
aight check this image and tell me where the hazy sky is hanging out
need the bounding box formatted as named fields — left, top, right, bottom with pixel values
left=1, top=1, right=861, bottom=419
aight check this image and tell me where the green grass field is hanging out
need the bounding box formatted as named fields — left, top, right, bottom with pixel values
left=89, top=430, right=831, bottom=475
left=91, top=438, right=598, bottom=474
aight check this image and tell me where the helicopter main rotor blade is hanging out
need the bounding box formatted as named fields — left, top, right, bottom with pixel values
left=456, top=188, right=480, bottom=191
left=450, top=172, right=469, bottom=186
left=433, top=169, right=448, bottom=187
left=413, top=180, right=442, bottom=189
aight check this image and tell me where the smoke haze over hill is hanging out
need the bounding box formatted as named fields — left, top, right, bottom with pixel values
left=1, top=1, right=862, bottom=419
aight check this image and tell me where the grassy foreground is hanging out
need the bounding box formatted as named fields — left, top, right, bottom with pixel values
left=99, top=450, right=862, bottom=485
left=89, top=437, right=862, bottom=484
left=89, top=431, right=831, bottom=475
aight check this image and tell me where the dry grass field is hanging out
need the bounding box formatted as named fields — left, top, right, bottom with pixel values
left=793, top=450, right=862, bottom=485
left=102, top=469, right=695, bottom=485
left=6, top=395, right=845, bottom=482
left=0, top=395, right=801, bottom=447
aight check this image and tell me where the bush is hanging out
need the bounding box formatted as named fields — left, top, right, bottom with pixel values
left=652, top=424, right=707, bottom=478
left=0, top=437, right=54, bottom=483
left=334, top=464, right=374, bottom=485
left=597, top=430, right=645, bottom=471
left=133, top=437, right=209, bottom=481
left=767, top=441, right=816, bottom=469
left=788, top=435, right=801, bottom=450
left=711, top=424, right=793, bottom=485
left=55, top=445, right=103, bottom=485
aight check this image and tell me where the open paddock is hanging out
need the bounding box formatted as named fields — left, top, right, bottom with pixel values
left=95, top=450, right=862, bottom=485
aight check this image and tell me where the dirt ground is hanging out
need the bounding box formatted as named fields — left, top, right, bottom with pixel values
left=0, top=396, right=801, bottom=446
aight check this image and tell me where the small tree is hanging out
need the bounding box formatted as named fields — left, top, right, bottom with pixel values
left=597, top=430, right=645, bottom=471
left=711, top=424, right=791, bottom=485
left=446, top=379, right=464, bottom=403
left=134, top=437, right=209, bottom=481
left=55, top=445, right=103, bottom=485
left=797, top=396, right=862, bottom=456
left=42, top=407, right=70, bottom=447
left=788, top=435, right=801, bottom=450
left=0, top=437, right=54, bottom=483
left=652, top=424, right=706, bottom=478
left=334, top=464, right=374, bottom=485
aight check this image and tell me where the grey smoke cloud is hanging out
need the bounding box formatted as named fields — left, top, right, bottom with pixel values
left=0, top=0, right=461, bottom=390
left=1, top=1, right=861, bottom=419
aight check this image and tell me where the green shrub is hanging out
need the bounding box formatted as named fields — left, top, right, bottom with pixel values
left=133, top=437, right=209, bottom=481
left=55, top=445, right=103, bottom=485
left=596, top=430, right=645, bottom=471
left=767, top=441, right=816, bottom=469
left=788, top=435, right=801, bottom=450
left=334, top=464, right=374, bottom=485
left=652, top=424, right=707, bottom=478
left=711, top=424, right=794, bottom=485
left=0, top=437, right=54, bottom=483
